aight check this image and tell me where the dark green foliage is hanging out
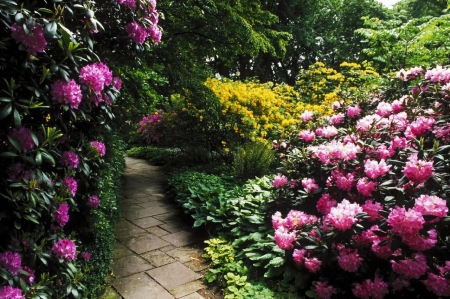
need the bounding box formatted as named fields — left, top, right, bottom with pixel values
left=82, top=130, right=125, bottom=298
left=232, top=140, right=275, bottom=179
left=126, top=146, right=181, bottom=166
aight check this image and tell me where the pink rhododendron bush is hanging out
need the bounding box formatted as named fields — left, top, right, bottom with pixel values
left=0, top=0, right=161, bottom=297
left=271, top=66, right=450, bottom=298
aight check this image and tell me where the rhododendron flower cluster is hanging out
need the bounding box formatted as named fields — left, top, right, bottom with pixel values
left=403, top=153, right=434, bottom=184
left=272, top=174, right=288, bottom=188
left=90, top=141, right=106, bottom=156
left=52, top=239, right=77, bottom=261
left=61, top=151, right=79, bottom=169
left=301, top=110, right=314, bottom=122
left=0, top=251, right=22, bottom=275
left=51, top=80, right=83, bottom=109
left=139, top=112, right=165, bottom=143
left=63, top=177, right=78, bottom=197
left=9, top=127, right=35, bottom=153
left=0, top=286, right=24, bottom=299
left=53, top=203, right=70, bottom=227
left=79, top=62, right=114, bottom=105
left=315, top=281, right=335, bottom=299
left=270, top=65, right=450, bottom=298
left=87, top=195, right=100, bottom=208
left=352, top=276, right=389, bottom=299
left=10, top=23, right=47, bottom=55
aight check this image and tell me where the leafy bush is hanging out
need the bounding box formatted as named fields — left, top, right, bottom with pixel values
left=0, top=0, right=161, bottom=297
left=232, top=140, right=275, bottom=179
left=126, top=146, right=181, bottom=166
left=270, top=65, right=450, bottom=298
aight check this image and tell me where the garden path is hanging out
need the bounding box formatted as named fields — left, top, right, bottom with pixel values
left=100, top=157, right=215, bottom=299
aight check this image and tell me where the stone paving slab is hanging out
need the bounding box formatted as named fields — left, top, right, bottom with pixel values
left=169, top=280, right=205, bottom=298
left=113, top=273, right=174, bottom=299
left=122, top=234, right=170, bottom=254
left=106, top=157, right=212, bottom=299
left=112, top=255, right=154, bottom=277
left=129, top=216, right=164, bottom=228
left=162, top=231, right=199, bottom=247
left=146, top=262, right=202, bottom=290
left=180, top=292, right=205, bottom=299
left=141, top=250, right=176, bottom=267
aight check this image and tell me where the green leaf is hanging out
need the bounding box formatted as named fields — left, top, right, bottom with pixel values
left=305, top=290, right=316, bottom=298
left=0, top=152, right=18, bottom=157
left=266, top=256, right=284, bottom=267
left=35, top=151, right=42, bottom=166
left=0, top=103, right=12, bottom=119
left=7, top=135, right=21, bottom=152
left=13, top=108, right=21, bottom=127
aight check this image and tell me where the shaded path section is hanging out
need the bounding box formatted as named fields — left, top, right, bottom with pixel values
left=102, top=157, right=210, bottom=299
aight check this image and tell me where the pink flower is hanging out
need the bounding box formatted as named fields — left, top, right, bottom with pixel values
left=318, top=126, right=338, bottom=138
left=90, top=141, right=106, bottom=156
left=10, top=23, right=47, bottom=55
left=7, top=163, right=24, bottom=182
left=404, top=116, right=435, bottom=139
left=362, top=200, right=382, bottom=222
left=329, top=113, right=345, bottom=125
left=422, top=273, right=450, bottom=297
left=301, top=110, right=314, bottom=122
left=292, top=249, right=307, bottom=265
left=301, top=178, right=319, bottom=193
left=357, top=178, right=378, bottom=197
left=316, top=194, right=337, bottom=215
left=352, top=276, right=388, bottom=299
left=332, top=101, right=341, bottom=109
left=274, top=227, right=296, bottom=250
left=403, top=153, right=433, bottom=184
left=125, top=21, right=148, bottom=44
left=117, top=0, right=136, bottom=9
left=285, top=210, right=317, bottom=229
left=362, top=225, right=392, bottom=259
left=81, top=252, right=91, bottom=260
left=304, top=257, right=321, bottom=273
left=273, top=174, right=288, bottom=188
left=0, top=251, right=21, bottom=275
left=21, top=266, right=35, bottom=285
left=0, top=286, right=24, bottom=299
left=364, top=159, right=391, bottom=180
left=51, top=80, right=82, bottom=109
left=331, top=169, right=355, bottom=191
left=79, top=62, right=113, bottom=105
left=87, top=195, right=100, bottom=208
left=63, top=177, right=78, bottom=197
left=337, top=247, right=363, bottom=272
left=52, top=239, right=77, bottom=261
left=391, top=253, right=428, bottom=279
left=272, top=211, right=284, bottom=229
left=112, top=76, right=122, bottom=91
left=148, top=25, right=162, bottom=44
left=299, top=130, right=315, bottom=142
left=387, top=206, right=424, bottom=237
left=388, top=112, right=408, bottom=132
left=326, top=199, right=363, bottom=231
left=9, top=127, right=35, bottom=153
left=373, top=144, right=394, bottom=159
left=425, top=65, right=450, bottom=83
left=347, top=105, right=362, bottom=118
left=391, top=98, right=404, bottom=113
left=403, top=229, right=437, bottom=251
left=376, top=102, right=392, bottom=117
left=391, top=277, right=410, bottom=291
left=308, top=140, right=361, bottom=164
left=413, top=194, right=448, bottom=221
left=315, top=281, right=335, bottom=299
left=53, top=203, right=70, bottom=226
left=356, top=114, right=383, bottom=132
left=61, top=151, right=79, bottom=169
left=390, top=136, right=407, bottom=150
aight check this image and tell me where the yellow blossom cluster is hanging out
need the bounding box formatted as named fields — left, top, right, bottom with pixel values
left=295, top=61, right=380, bottom=105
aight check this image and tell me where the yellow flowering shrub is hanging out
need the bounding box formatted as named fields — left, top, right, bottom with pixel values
left=295, top=61, right=381, bottom=105
left=204, top=78, right=330, bottom=142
